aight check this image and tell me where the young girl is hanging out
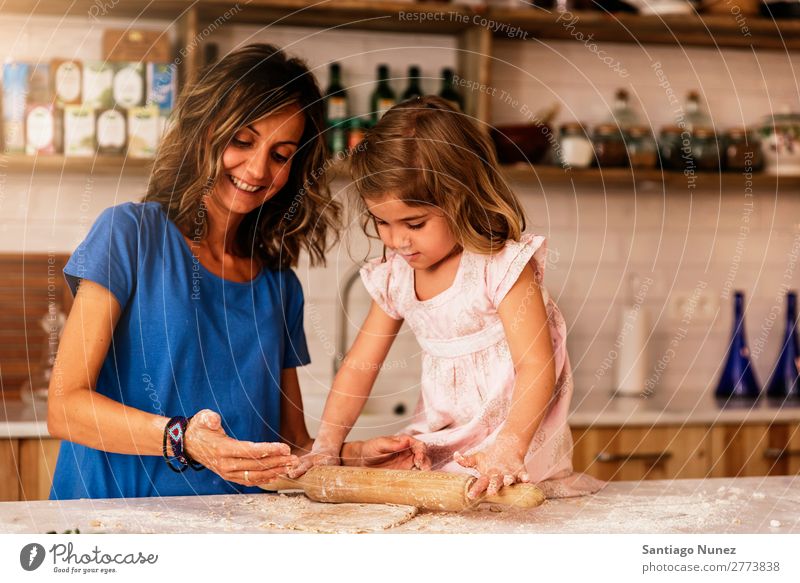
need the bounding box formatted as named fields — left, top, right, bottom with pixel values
left=293, top=96, right=604, bottom=499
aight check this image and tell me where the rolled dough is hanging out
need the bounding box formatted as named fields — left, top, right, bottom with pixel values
left=257, top=492, right=418, bottom=533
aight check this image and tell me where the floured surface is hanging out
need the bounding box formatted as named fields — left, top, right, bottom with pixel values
left=255, top=492, right=417, bottom=533
left=1, top=476, right=798, bottom=534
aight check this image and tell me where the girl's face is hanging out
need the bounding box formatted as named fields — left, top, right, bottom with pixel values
left=212, top=103, right=305, bottom=217
left=365, top=195, right=459, bottom=270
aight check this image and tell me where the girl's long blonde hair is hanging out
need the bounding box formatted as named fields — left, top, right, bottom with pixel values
left=349, top=95, right=524, bottom=254
left=145, top=43, right=339, bottom=269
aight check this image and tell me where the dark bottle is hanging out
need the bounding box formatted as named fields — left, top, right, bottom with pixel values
left=324, top=62, right=348, bottom=125
left=370, top=64, right=396, bottom=124
left=716, top=291, right=761, bottom=400
left=402, top=65, right=423, bottom=101
left=439, top=68, right=463, bottom=111
left=766, top=291, right=800, bottom=399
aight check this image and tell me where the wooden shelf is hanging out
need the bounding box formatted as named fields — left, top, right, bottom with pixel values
left=500, top=164, right=800, bottom=190
left=487, top=8, right=800, bottom=51
left=0, top=155, right=152, bottom=175
left=2, top=2, right=797, bottom=49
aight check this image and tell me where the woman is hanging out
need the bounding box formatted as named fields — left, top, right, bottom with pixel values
left=47, top=44, right=428, bottom=499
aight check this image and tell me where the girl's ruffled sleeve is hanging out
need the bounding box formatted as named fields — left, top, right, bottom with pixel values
left=486, top=233, right=548, bottom=308
left=359, top=255, right=403, bottom=320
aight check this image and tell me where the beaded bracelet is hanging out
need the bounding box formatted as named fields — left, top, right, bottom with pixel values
left=162, top=416, right=204, bottom=473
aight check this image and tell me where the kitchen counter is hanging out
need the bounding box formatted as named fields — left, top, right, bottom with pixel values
left=569, top=389, right=800, bottom=428
left=0, top=476, right=797, bottom=534
left=1, top=399, right=49, bottom=439
left=4, top=390, right=800, bottom=440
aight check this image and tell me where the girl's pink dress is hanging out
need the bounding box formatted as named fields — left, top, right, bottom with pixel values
left=360, top=233, right=605, bottom=498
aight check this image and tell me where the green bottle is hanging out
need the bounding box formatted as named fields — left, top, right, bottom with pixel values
left=402, top=65, right=423, bottom=101
left=324, top=62, right=348, bottom=125
left=439, top=68, right=463, bottom=111
left=370, top=64, right=396, bottom=124
left=325, top=62, right=348, bottom=154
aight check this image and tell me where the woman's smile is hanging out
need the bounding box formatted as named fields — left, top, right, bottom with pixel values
left=227, top=174, right=267, bottom=194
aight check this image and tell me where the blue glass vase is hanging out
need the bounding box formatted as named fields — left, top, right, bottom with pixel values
left=715, top=291, right=761, bottom=400
left=766, top=291, right=800, bottom=399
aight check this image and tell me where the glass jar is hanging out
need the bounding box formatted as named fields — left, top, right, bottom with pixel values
left=724, top=127, right=763, bottom=172
left=658, top=125, right=684, bottom=170
left=626, top=125, right=658, bottom=169
left=690, top=127, right=721, bottom=172
left=592, top=123, right=628, bottom=167
left=558, top=122, right=594, bottom=168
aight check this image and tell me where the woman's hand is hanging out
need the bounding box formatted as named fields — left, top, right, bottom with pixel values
left=184, top=409, right=298, bottom=487
left=454, top=434, right=530, bottom=499
left=349, top=435, right=431, bottom=470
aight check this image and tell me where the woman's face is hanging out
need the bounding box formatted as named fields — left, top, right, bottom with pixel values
left=212, top=103, right=306, bottom=217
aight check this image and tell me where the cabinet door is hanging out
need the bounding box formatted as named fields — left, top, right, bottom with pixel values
left=0, top=440, right=20, bottom=501
left=19, top=438, right=61, bottom=501
left=571, top=426, right=710, bottom=481
left=710, top=423, right=800, bottom=477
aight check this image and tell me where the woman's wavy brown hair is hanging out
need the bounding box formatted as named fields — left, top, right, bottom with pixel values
left=145, top=43, right=339, bottom=269
left=349, top=95, right=524, bottom=255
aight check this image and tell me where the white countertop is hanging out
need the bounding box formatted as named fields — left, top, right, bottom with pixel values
left=0, top=476, right=797, bottom=533
left=3, top=390, right=800, bottom=440
left=1, top=399, right=49, bottom=439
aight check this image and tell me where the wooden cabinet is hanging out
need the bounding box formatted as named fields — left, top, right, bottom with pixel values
left=572, top=425, right=710, bottom=481
left=0, top=438, right=60, bottom=502
left=572, top=423, right=800, bottom=482
left=709, top=423, right=800, bottom=478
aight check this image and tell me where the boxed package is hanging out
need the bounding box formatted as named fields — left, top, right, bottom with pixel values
left=112, top=62, right=145, bottom=109
left=52, top=59, right=82, bottom=106
left=96, top=108, right=127, bottom=155
left=2, top=62, right=29, bottom=153
left=83, top=61, right=114, bottom=109
left=63, top=105, right=96, bottom=157
left=25, top=104, right=58, bottom=155
left=103, top=29, right=171, bottom=62
left=127, top=105, right=159, bottom=158
left=146, top=63, right=176, bottom=114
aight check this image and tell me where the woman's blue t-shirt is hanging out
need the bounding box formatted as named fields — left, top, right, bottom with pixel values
left=50, top=201, right=310, bottom=499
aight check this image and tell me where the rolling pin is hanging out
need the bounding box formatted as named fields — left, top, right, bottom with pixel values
left=259, top=466, right=545, bottom=512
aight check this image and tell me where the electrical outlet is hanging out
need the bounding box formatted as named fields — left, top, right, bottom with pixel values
left=668, top=290, right=718, bottom=323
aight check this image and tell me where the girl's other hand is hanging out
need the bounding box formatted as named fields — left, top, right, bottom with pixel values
left=356, top=435, right=431, bottom=470
left=184, top=409, right=297, bottom=487
left=454, top=435, right=530, bottom=499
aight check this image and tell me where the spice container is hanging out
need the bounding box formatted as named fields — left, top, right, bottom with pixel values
left=626, top=125, right=658, bottom=169
left=690, top=127, right=721, bottom=171
left=658, top=125, right=684, bottom=170
left=759, top=111, right=800, bottom=176
left=592, top=123, right=628, bottom=167
left=723, top=128, right=763, bottom=172
left=558, top=122, right=594, bottom=168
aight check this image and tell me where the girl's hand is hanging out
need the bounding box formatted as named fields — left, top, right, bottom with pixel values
left=286, top=440, right=342, bottom=479
left=355, top=435, right=431, bottom=470
left=454, top=434, right=530, bottom=499
left=184, top=409, right=298, bottom=487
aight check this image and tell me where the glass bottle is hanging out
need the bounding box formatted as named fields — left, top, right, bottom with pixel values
left=723, top=127, right=763, bottom=172
left=402, top=65, right=423, bottom=101
left=658, top=125, right=684, bottom=170
left=715, top=291, right=761, bottom=401
left=626, top=125, right=658, bottom=168
left=592, top=123, right=628, bottom=167
left=684, top=90, right=712, bottom=134
left=325, top=63, right=349, bottom=154
left=690, top=126, right=721, bottom=172
left=609, top=88, right=639, bottom=133
left=559, top=122, right=594, bottom=168
left=370, top=64, right=396, bottom=124
left=20, top=302, right=66, bottom=407
left=766, top=291, right=800, bottom=400
left=438, top=68, right=463, bottom=111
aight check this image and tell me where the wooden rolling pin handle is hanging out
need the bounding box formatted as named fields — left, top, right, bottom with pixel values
left=470, top=479, right=546, bottom=508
